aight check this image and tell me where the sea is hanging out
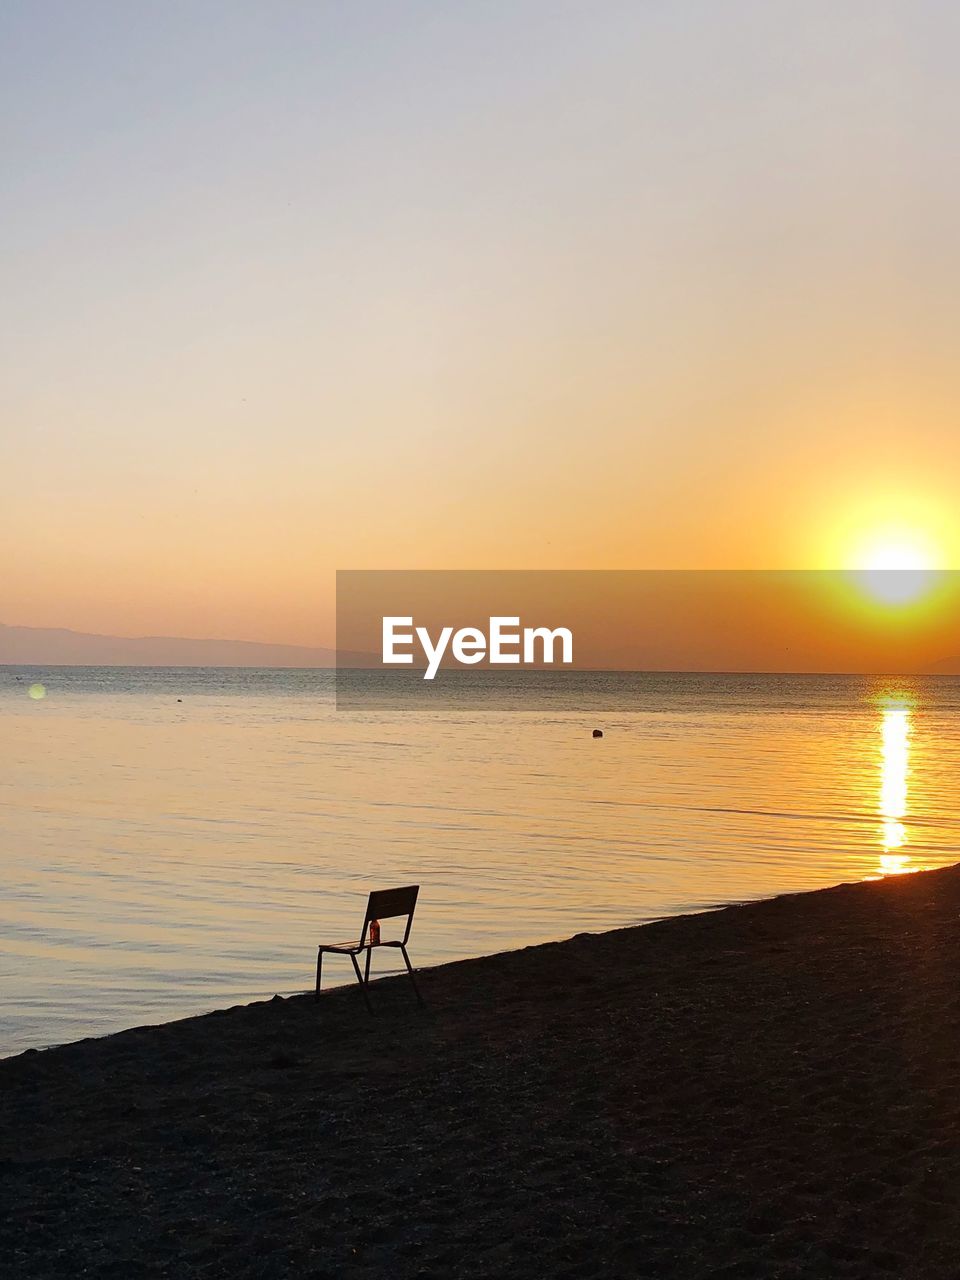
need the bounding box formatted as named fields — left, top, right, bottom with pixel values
left=2, top=666, right=959, bottom=1056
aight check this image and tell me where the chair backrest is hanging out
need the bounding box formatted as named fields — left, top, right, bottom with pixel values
left=363, top=884, right=419, bottom=944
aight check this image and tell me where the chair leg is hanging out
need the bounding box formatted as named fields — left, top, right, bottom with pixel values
left=364, top=946, right=372, bottom=985
left=315, top=949, right=323, bottom=1002
left=400, top=944, right=425, bottom=1007
left=350, top=952, right=374, bottom=1014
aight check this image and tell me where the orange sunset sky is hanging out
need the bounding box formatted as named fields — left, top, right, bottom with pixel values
left=4, top=2, right=960, bottom=649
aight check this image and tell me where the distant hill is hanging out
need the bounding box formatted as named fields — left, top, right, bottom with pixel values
left=0, top=622, right=348, bottom=668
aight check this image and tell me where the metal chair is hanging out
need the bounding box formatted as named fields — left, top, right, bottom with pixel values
left=315, top=885, right=423, bottom=1013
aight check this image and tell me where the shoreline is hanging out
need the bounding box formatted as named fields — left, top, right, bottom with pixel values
left=0, top=872, right=903, bottom=1063
left=6, top=863, right=960, bottom=1276
left=0, top=888, right=857, bottom=1064
left=0, top=882, right=837, bottom=1063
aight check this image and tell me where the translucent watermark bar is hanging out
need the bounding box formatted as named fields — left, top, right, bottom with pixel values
left=335, top=570, right=960, bottom=708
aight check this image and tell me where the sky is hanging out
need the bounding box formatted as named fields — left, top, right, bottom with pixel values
left=3, top=1, right=960, bottom=647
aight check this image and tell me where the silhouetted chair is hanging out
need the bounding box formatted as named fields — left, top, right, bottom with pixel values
left=315, top=885, right=423, bottom=1013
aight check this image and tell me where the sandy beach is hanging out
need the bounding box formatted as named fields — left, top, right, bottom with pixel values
left=5, top=864, right=960, bottom=1278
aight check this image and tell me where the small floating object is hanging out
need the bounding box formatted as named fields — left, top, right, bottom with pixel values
left=592, top=728, right=603, bottom=738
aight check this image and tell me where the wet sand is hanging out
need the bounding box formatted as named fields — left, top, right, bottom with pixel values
left=5, top=864, right=960, bottom=1278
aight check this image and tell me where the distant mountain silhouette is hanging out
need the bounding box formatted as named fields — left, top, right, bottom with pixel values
left=0, top=621, right=356, bottom=668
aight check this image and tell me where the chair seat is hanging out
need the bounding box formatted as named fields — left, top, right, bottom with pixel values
left=317, top=939, right=402, bottom=954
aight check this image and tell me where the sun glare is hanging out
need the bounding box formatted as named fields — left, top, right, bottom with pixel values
left=849, top=529, right=942, bottom=605
left=861, top=542, right=933, bottom=572
left=822, top=492, right=955, bottom=600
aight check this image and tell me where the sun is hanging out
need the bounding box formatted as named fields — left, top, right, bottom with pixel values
left=820, top=488, right=955, bottom=575
left=859, top=540, right=935, bottom=573
left=818, top=491, right=956, bottom=610
left=851, top=529, right=941, bottom=605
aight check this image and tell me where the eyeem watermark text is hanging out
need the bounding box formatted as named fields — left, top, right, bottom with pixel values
left=382, top=616, right=574, bottom=679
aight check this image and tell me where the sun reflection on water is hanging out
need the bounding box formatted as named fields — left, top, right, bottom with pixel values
left=877, top=698, right=912, bottom=875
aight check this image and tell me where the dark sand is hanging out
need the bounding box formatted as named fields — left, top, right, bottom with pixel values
left=6, top=866, right=960, bottom=1278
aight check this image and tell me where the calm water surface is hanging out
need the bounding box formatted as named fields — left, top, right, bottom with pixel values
left=2, top=668, right=959, bottom=1055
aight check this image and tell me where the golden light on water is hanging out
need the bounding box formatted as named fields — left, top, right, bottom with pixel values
left=28, top=683, right=46, bottom=700
left=877, top=699, right=912, bottom=874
